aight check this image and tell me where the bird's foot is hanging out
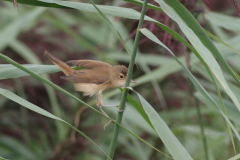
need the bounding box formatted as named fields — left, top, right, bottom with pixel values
left=102, top=104, right=127, bottom=112
left=100, top=104, right=127, bottom=129
left=104, top=120, right=115, bottom=130
left=117, top=105, right=127, bottom=112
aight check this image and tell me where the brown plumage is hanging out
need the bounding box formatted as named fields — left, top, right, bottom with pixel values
left=44, top=51, right=129, bottom=96
left=44, top=51, right=136, bottom=129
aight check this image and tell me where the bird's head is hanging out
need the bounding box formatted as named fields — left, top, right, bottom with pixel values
left=112, top=65, right=137, bottom=87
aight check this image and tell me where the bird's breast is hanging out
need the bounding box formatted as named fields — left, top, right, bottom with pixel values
left=74, top=83, right=111, bottom=97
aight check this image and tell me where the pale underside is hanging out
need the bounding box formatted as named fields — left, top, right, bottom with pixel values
left=74, top=80, right=126, bottom=97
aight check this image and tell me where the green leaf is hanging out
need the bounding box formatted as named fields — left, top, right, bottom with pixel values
left=228, top=153, right=240, bottom=160
left=0, top=88, right=111, bottom=159
left=127, top=87, right=192, bottom=160
left=123, top=0, right=163, bottom=12
left=127, top=0, right=240, bottom=56
left=0, top=64, right=60, bottom=79
left=204, top=29, right=240, bottom=55
left=139, top=28, right=240, bottom=143
left=9, top=39, right=68, bottom=141
left=163, top=0, right=240, bottom=86
left=124, top=89, right=154, bottom=129
left=159, top=0, right=240, bottom=113
left=4, top=0, right=70, bottom=8
left=4, top=0, right=239, bottom=58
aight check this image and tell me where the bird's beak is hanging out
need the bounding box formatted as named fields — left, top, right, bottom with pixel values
left=131, top=79, right=137, bottom=84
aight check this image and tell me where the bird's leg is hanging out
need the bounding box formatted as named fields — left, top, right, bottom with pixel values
left=96, top=91, right=114, bottom=129
left=96, top=91, right=109, bottom=117
left=96, top=92, right=127, bottom=129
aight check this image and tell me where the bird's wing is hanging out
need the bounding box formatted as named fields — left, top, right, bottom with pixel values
left=65, top=60, right=111, bottom=69
left=61, top=69, right=110, bottom=84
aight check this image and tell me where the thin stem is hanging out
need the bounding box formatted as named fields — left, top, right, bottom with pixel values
left=107, top=0, right=149, bottom=159
left=195, top=97, right=209, bottom=160
left=183, top=79, right=192, bottom=122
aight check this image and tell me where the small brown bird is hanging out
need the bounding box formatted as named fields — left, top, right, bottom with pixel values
left=44, top=51, right=136, bottom=129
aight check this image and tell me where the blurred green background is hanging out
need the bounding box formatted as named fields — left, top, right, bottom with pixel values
left=1, top=0, right=240, bottom=159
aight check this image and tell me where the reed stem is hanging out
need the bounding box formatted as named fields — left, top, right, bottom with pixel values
left=107, top=0, right=149, bottom=159
left=195, top=97, right=209, bottom=160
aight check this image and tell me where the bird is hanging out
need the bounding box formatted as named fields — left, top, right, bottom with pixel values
left=44, top=51, right=136, bottom=129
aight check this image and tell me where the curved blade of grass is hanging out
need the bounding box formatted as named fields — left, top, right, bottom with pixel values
left=4, top=0, right=239, bottom=58
left=156, top=4, right=240, bottom=151
left=3, top=0, right=192, bottom=57
left=127, top=87, right=193, bottom=160
left=204, top=29, right=240, bottom=55
left=124, top=0, right=240, bottom=56
left=228, top=153, right=240, bottom=160
left=0, top=53, right=172, bottom=158
left=163, top=0, right=240, bottom=86
left=123, top=0, right=163, bottom=12
left=195, top=91, right=240, bottom=141
left=41, top=0, right=196, bottom=59
left=4, top=0, right=71, bottom=8
left=1, top=0, right=218, bottom=66
left=120, top=89, right=154, bottom=129
left=0, top=88, right=111, bottom=159
left=139, top=28, right=240, bottom=143
left=0, top=64, right=60, bottom=79
left=158, top=0, right=240, bottom=113
left=10, top=39, right=68, bottom=140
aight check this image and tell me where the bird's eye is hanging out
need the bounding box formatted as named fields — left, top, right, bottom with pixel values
left=120, top=75, right=124, bottom=79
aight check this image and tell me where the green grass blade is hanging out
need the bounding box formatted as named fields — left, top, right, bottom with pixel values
left=125, top=0, right=240, bottom=56
left=107, top=0, right=149, bottom=158
left=204, top=29, right=240, bottom=55
left=123, top=0, right=163, bottom=12
left=228, top=153, right=240, bottom=160
left=196, top=92, right=240, bottom=142
left=158, top=0, right=240, bottom=113
left=0, top=64, right=60, bottom=79
left=2, top=0, right=207, bottom=63
left=4, top=0, right=239, bottom=58
left=0, top=88, right=111, bottom=159
left=4, top=0, right=70, bottom=8
left=127, top=87, right=192, bottom=160
left=162, top=0, right=240, bottom=89
left=10, top=39, right=67, bottom=141
left=0, top=157, right=8, bottom=160
left=123, top=89, right=154, bottom=129
left=139, top=28, right=240, bottom=143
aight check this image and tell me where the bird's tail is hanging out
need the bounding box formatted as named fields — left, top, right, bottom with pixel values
left=44, top=51, right=74, bottom=76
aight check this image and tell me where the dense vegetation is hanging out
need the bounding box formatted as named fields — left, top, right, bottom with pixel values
left=1, top=0, right=240, bottom=159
